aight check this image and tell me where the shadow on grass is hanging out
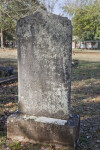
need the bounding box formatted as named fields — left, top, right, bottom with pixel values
left=71, top=60, right=100, bottom=149
left=72, top=61, right=100, bottom=82
left=0, top=84, right=18, bottom=104
left=0, top=83, right=18, bottom=133
left=72, top=101, right=100, bottom=150
left=71, top=100, right=100, bottom=117
left=0, top=58, right=18, bottom=75
left=71, top=82, right=100, bottom=101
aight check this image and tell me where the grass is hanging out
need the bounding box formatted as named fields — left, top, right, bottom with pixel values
left=0, top=48, right=17, bottom=75
left=73, top=48, right=100, bottom=53
left=0, top=48, right=100, bottom=150
left=72, top=49, right=100, bottom=62
left=72, top=50, right=100, bottom=149
left=72, top=61, right=100, bottom=81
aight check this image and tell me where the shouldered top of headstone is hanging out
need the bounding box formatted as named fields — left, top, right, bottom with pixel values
left=17, top=9, right=72, bottom=119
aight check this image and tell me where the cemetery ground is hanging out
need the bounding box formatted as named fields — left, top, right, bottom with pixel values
left=0, top=48, right=100, bottom=150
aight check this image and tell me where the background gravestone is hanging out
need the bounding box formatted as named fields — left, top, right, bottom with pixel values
left=7, top=9, right=80, bottom=149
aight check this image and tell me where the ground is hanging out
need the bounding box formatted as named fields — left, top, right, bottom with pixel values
left=0, top=48, right=100, bottom=150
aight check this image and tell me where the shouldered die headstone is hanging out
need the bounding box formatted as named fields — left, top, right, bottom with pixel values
left=7, top=9, right=80, bottom=149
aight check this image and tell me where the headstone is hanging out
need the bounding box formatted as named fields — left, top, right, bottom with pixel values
left=7, top=10, right=80, bottom=149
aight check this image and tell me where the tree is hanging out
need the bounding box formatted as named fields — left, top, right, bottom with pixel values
left=40, top=0, right=58, bottom=13
left=63, top=0, right=100, bottom=40
left=0, top=0, right=15, bottom=48
left=72, top=1, right=100, bottom=40
left=63, top=0, right=96, bottom=17
left=0, top=0, right=40, bottom=48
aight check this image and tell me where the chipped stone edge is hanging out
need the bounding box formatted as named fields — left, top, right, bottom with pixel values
left=8, top=111, right=68, bottom=126
left=23, top=115, right=68, bottom=125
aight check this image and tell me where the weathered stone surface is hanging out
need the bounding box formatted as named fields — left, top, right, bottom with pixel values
left=7, top=10, right=80, bottom=149
left=7, top=112, right=80, bottom=149
left=17, top=9, right=72, bottom=119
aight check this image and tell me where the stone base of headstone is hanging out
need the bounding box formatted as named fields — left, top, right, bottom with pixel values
left=7, top=112, right=80, bottom=149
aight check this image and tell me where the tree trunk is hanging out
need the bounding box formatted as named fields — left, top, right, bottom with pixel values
left=0, top=29, right=4, bottom=48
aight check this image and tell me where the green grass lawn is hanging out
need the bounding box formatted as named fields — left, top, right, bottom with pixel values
left=0, top=49, right=100, bottom=150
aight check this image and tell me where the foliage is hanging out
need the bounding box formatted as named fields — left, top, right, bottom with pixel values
left=94, top=30, right=100, bottom=40
left=40, top=0, right=58, bottom=13
left=0, top=0, right=40, bottom=47
left=0, top=0, right=40, bottom=29
left=63, top=0, right=91, bottom=17
left=63, top=0, right=100, bottom=41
